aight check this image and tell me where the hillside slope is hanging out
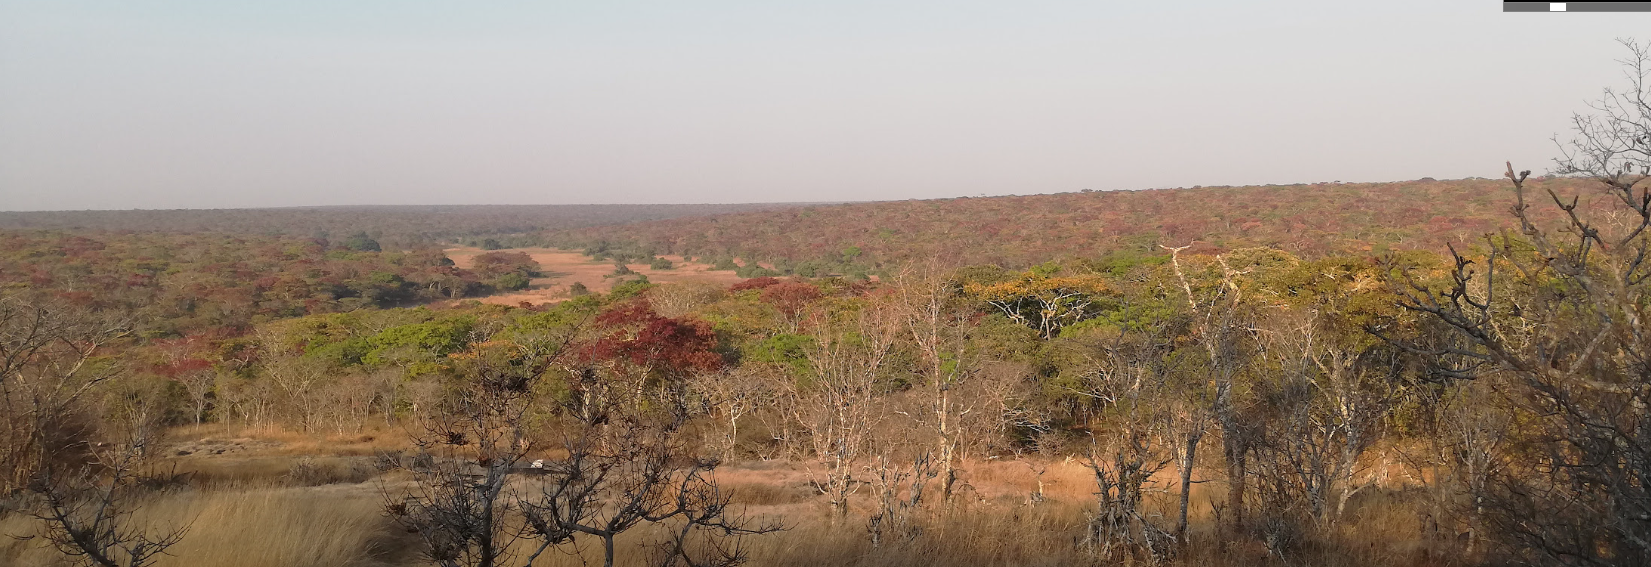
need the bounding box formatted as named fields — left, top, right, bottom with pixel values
left=545, top=177, right=1594, bottom=269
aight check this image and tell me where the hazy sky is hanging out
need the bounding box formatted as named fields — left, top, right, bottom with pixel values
left=1, top=1, right=1646, bottom=211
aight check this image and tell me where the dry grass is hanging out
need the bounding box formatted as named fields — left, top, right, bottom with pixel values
left=155, top=424, right=406, bottom=488
left=0, top=455, right=1448, bottom=567
left=150, top=486, right=409, bottom=567
left=166, top=423, right=411, bottom=455
left=1, top=484, right=411, bottom=567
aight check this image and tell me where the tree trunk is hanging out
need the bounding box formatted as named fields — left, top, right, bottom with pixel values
left=727, top=411, right=739, bottom=461
left=1225, top=442, right=1247, bottom=533
left=938, top=385, right=956, bottom=501
left=1176, top=430, right=1202, bottom=540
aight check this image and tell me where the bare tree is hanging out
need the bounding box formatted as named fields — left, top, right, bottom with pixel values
left=1083, top=433, right=1175, bottom=564
left=390, top=308, right=777, bottom=567
left=27, top=427, right=188, bottom=567
left=1555, top=39, right=1651, bottom=188
left=521, top=410, right=782, bottom=567
left=791, top=299, right=898, bottom=520
left=689, top=365, right=776, bottom=462
left=390, top=356, right=540, bottom=567
left=1, top=293, right=129, bottom=494
left=1251, top=307, right=1399, bottom=527
left=257, top=342, right=331, bottom=434
left=174, top=370, right=215, bottom=427
left=863, top=451, right=938, bottom=548
left=1395, top=38, right=1651, bottom=561
left=649, top=471, right=783, bottom=567
left=648, top=281, right=725, bottom=319
left=891, top=261, right=977, bottom=501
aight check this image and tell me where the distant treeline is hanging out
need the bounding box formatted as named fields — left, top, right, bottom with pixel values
left=0, top=203, right=808, bottom=250
left=543, top=178, right=1591, bottom=271
left=0, top=231, right=548, bottom=337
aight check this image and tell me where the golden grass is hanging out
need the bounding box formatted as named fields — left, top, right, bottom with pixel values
left=166, top=423, right=412, bottom=456
left=0, top=455, right=1446, bottom=567
left=0, top=484, right=410, bottom=567
left=152, top=485, right=408, bottom=567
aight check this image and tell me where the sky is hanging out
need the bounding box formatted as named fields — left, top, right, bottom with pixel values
left=0, top=1, right=1646, bottom=211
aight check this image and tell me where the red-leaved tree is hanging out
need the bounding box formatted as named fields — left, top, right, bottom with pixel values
left=569, top=302, right=723, bottom=420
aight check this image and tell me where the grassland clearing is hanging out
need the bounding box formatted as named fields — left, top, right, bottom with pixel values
left=443, top=247, right=747, bottom=305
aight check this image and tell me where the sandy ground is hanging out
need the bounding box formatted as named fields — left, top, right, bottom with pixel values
left=443, top=247, right=747, bottom=306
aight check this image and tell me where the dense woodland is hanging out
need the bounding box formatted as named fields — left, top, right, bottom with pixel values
left=4, top=40, right=1651, bottom=567
left=0, top=231, right=553, bottom=337
left=0, top=204, right=799, bottom=251
left=543, top=177, right=1590, bottom=274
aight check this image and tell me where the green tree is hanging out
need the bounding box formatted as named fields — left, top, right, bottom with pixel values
left=342, top=232, right=381, bottom=252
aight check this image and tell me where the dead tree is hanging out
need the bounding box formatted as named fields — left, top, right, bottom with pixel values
left=1069, top=312, right=1181, bottom=563
left=1395, top=159, right=1651, bottom=564
left=688, top=366, right=775, bottom=462
left=389, top=310, right=780, bottom=567
left=390, top=360, right=540, bottom=567
left=650, top=466, right=782, bottom=567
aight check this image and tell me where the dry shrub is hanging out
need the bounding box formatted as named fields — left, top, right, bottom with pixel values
left=717, top=461, right=818, bottom=506
left=647, top=281, right=725, bottom=318
left=174, top=456, right=377, bottom=488
left=726, top=480, right=816, bottom=506
left=284, top=457, right=377, bottom=487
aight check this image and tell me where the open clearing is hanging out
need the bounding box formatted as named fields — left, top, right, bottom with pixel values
left=443, top=247, right=747, bottom=305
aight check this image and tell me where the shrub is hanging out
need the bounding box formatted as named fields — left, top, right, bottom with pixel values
left=493, top=272, right=530, bottom=291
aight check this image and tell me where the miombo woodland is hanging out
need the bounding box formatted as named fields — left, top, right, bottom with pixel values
left=4, top=40, right=1651, bottom=567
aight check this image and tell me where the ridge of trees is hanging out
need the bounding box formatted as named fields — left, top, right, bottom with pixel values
left=544, top=177, right=1589, bottom=274
left=0, top=204, right=806, bottom=251
left=0, top=231, right=518, bottom=339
